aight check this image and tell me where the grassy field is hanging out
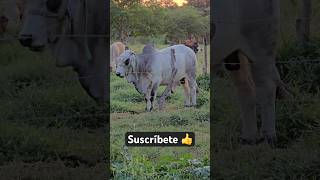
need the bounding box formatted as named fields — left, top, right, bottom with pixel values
left=0, top=42, right=108, bottom=179
left=110, top=43, right=210, bottom=179
left=212, top=76, right=320, bottom=179
left=211, top=4, right=320, bottom=176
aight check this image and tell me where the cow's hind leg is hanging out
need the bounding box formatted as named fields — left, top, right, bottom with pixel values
left=182, top=78, right=191, bottom=107
left=227, top=51, right=258, bottom=143
left=188, top=78, right=197, bottom=107
left=252, top=59, right=277, bottom=145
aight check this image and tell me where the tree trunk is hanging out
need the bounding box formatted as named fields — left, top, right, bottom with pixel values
left=296, top=0, right=312, bottom=46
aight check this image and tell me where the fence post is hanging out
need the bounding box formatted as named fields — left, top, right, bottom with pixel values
left=203, top=36, right=208, bottom=75
left=296, top=0, right=312, bottom=47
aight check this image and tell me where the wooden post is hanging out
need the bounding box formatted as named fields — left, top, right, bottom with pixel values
left=203, top=36, right=208, bottom=75
left=296, top=0, right=312, bottom=46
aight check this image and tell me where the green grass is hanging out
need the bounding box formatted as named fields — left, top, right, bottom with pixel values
left=110, top=42, right=210, bottom=179
left=211, top=62, right=320, bottom=179
left=0, top=42, right=107, bottom=179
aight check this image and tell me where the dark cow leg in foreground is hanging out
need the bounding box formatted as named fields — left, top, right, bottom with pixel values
left=229, top=52, right=258, bottom=143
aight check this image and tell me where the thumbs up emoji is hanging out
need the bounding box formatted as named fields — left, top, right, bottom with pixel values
left=181, top=133, right=192, bottom=145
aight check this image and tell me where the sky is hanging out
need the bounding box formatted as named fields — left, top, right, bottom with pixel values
left=173, top=0, right=187, bottom=6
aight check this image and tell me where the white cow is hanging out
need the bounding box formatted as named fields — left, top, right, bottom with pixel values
left=116, top=44, right=198, bottom=111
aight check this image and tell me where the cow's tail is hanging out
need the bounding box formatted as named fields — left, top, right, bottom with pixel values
left=274, top=65, right=294, bottom=99
left=196, top=82, right=199, bottom=94
left=276, top=79, right=294, bottom=99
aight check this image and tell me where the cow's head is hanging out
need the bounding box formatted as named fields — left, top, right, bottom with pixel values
left=18, top=0, right=109, bottom=103
left=18, top=0, right=69, bottom=51
left=116, top=50, right=137, bottom=79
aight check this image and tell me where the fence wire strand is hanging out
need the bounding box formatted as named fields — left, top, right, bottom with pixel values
left=0, top=7, right=319, bottom=120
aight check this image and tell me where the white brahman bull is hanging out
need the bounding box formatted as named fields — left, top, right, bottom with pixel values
left=116, top=44, right=198, bottom=111
left=110, top=42, right=125, bottom=72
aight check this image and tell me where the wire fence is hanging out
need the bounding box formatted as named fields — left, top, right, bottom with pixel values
left=0, top=1, right=320, bottom=121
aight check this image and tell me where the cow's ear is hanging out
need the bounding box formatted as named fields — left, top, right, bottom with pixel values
left=124, top=58, right=130, bottom=66
left=46, top=0, right=62, bottom=13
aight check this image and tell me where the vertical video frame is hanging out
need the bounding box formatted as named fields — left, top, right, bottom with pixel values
left=110, top=0, right=210, bottom=179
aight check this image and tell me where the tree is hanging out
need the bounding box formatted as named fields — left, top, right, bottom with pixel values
left=113, top=0, right=141, bottom=8
left=164, top=6, right=209, bottom=42
left=126, top=4, right=166, bottom=37
left=111, top=0, right=130, bottom=42
left=186, top=0, right=209, bottom=9
left=160, top=0, right=178, bottom=8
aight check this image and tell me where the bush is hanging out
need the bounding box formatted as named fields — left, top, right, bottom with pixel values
left=196, top=74, right=210, bottom=91
left=277, top=40, right=320, bottom=94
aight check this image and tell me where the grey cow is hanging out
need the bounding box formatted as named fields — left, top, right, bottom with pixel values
left=116, top=44, right=198, bottom=111
left=19, top=0, right=108, bottom=103
left=212, top=0, right=285, bottom=145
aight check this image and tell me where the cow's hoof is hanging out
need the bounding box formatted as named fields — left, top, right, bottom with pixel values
left=257, top=136, right=277, bottom=148
left=145, top=107, right=153, bottom=112
left=184, top=105, right=192, bottom=108
left=239, top=137, right=256, bottom=145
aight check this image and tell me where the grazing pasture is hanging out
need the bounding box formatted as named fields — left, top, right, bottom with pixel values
left=0, top=42, right=107, bottom=179
left=110, top=42, right=210, bottom=179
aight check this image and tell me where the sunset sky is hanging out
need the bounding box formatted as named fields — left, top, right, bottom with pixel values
left=173, top=0, right=187, bottom=6
left=143, top=0, right=187, bottom=6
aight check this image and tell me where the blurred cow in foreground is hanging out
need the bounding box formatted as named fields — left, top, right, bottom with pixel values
left=110, top=42, right=126, bottom=72
left=213, top=0, right=290, bottom=146
left=18, top=0, right=108, bottom=103
left=116, top=44, right=198, bottom=111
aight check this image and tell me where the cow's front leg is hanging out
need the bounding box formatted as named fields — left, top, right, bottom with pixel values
left=145, top=89, right=153, bottom=112
left=144, top=81, right=156, bottom=112
left=188, top=78, right=197, bottom=106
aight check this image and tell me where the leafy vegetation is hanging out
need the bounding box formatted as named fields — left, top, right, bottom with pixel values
left=111, top=0, right=209, bottom=42
left=0, top=42, right=107, bottom=178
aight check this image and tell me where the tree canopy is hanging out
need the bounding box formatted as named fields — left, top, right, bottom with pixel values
left=111, top=0, right=209, bottom=43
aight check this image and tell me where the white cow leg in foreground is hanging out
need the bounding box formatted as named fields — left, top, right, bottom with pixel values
left=188, top=78, right=197, bottom=107
left=230, top=52, right=258, bottom=142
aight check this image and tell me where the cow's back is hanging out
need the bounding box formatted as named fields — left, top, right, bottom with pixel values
left=152, top=45, right=197, bottom=82
left=111, top=42, right=125, bottom=57
left=212, top=0, right=280, bottom=63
